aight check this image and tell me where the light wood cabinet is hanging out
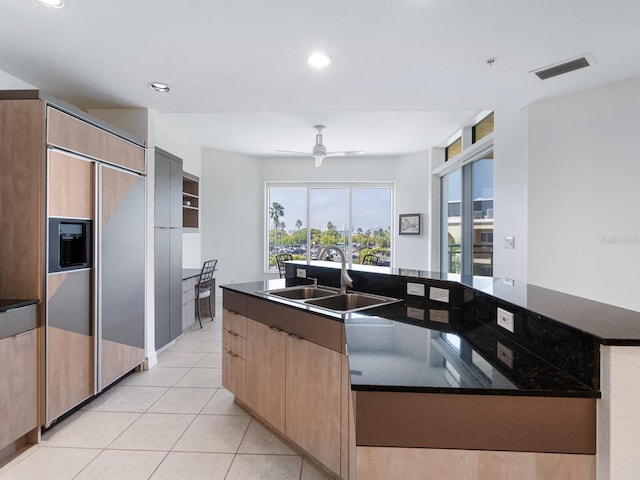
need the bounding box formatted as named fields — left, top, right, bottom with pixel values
left=246, top=318, right=286, bottom=433
left=222, top=309, right=247, bottom=402
left=286, top=333, right=342, bottom=475
left=0, top=329, right=38, bottom=449
left=47, top=107, right=145, bottom=174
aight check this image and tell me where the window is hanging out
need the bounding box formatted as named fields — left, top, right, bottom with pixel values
left=266, top=183, right=393, bottom=271
left=445, top=137, right=462, bottom=161
left=439, top=113, right=494, bottom=277
left=472, top=112, right=494, bottom=144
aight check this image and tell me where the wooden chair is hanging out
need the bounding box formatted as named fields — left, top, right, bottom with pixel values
left=196, top=259, right=217, bottom=328
left=275, top=253, right=293, bottom=278
left=362, top=254, right=380, bottom=266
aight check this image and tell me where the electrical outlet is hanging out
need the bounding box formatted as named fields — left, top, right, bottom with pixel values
left=504, top=236, right=515, bottom=249
left=406, top=306, right=425, bottom=321
left=296, top=268, right=306, bottom=278
left=497, top=307, right=515, bottom=333
left=429, top=309, right=449, bottom=323
left=497, top=342, right=513, bottom=368
left=429, top=287, right=450, bottom=303
left=407, top=282, right=425, bottom=296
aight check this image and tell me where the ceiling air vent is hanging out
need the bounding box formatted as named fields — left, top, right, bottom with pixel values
left=532, top=55, right=592, bottom=80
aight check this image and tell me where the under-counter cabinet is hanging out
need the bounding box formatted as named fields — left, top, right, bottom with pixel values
left=0, top=303, right=38, bottom=454
left=223, top=291, right=346, bottom=478
left=285, top=332, right=342, bottom=475
left=221, top=292, right=248, bottom=403
left=246, top=319, right=286, bottom=432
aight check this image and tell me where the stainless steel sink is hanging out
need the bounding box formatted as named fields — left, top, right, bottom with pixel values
left=304, top=292, right=401, bottom=313
left=263, top=286, right=339, bottom=300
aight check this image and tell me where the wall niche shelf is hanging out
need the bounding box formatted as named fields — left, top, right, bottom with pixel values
left=182, top=173, right=199, bottom=231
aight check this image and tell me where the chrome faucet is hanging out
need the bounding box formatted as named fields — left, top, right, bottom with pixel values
left=318, top=245, right=353, bottom=294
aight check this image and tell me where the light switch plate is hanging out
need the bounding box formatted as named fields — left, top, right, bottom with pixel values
left=504, top=236, right=515, bottom=249
left=407, top=282, right=425, bottom=296
left=497, top=307, right=515, bottom=333
left=429, top=287, right=450, bottom=303
left=296, top=268, right=306, bottom=278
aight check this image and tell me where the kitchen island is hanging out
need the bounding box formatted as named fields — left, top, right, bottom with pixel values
left=221, top=262, right=640, bottom=480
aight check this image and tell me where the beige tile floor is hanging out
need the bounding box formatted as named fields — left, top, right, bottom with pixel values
left=0, top=300, right=333, bottom=480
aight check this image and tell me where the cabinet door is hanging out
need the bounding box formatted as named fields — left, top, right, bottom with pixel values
left=246, top=319, right=286, bottom=433
left=286, top=335, right=342, bottom=475
left=0, top=329, right=38, bottom=448
left=154, top=151, right=171, bottom=228
left=169, top=228, right=183, bottom=340
left=222, top=349, right=246, bottom=402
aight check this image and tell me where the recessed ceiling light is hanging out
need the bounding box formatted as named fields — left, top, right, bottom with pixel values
left=308, top=53, right=333, bottom=69
left=148, top=82, right=171, bottom=93
left=36, top=0, right=64, bottom=8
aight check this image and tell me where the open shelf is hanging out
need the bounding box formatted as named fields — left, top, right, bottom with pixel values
left=182, top=174, right=199, bottom=230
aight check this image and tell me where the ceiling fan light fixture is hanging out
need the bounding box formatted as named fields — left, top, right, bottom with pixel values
left=36, top=0, right=64, bottom=8
left=148, top=81, right=171, bottom=93
left=308, top=53, right=332, bottom=69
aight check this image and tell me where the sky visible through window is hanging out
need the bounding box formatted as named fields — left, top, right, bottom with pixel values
left=269, top=187, right=391, bottom=232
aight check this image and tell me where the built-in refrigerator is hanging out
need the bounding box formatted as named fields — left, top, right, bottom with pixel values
left=46, top=149, right=145, bottom=425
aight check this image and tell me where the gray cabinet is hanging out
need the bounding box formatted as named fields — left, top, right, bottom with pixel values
left=155, top=148, right=183, bottom=350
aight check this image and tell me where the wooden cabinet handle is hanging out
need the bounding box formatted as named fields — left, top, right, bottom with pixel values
left=288, top=333, right=304, bottom=341
left=227, top=351, right=239, bottom=358
left=228, top=330, right=238, bottom=337
left=268, top=325, right=282, bottom=332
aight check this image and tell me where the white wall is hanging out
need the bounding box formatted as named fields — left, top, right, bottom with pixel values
left=261, top=155, right=396, bottom=182
left=201, top=148, right=264, bottom=286
left=492, top=109, right=528, bottom=283
left=527, top=76, right=640, bottom=311
left=0, top=68, right=34, bottom=89
left=394, top=151, right=431, bottom=271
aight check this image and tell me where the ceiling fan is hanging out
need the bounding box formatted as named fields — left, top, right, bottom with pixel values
left=276, top=125, right=365, bottom=167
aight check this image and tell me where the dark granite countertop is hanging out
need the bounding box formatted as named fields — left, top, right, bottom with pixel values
left=287, top=261, right=640, bottom=345
left=220, top=279, right=599, bottom=399
left=0, top=299, right=39, bottom=313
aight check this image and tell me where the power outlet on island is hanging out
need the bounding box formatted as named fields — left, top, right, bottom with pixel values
left=497, top=307, right=515, bottom=333
left=296, top=268, right=306, bottom=278
left=406, top=282, right=425, bottom=297
left=429, top=286, right=450, bottom=303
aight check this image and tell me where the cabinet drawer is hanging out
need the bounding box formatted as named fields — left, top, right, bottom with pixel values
left=222, top=349, right=246, bottom=402
left=47, top=107, right=145, bottom=174
left=223, top=309, right=247, bottom=337
left=223, top=329, right=247, bottom=359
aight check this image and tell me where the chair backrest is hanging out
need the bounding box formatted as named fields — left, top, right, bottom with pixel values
left=275, top=253, right=293, bottom=278
left=198, top=259, right=217, bottom=290
left=361, top=254, right=380, bottom=266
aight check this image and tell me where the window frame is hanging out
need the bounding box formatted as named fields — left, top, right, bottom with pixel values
left=264, top=181, right=395, bottom=273
left=434, top=133, right=494, bottom=278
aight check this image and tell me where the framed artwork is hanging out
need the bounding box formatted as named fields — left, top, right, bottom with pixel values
left=399, top=213, right=421, bottom=235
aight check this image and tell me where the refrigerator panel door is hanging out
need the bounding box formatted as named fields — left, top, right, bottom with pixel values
left=99, top=165, right=145, bottom=390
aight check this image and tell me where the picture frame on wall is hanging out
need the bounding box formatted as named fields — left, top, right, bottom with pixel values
left=399, top=213, right=421, bottom=235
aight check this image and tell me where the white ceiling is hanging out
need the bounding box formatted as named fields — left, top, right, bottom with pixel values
left=2, top=0, right=640, bottom=156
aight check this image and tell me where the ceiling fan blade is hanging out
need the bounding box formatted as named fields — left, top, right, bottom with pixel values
left=275, top=149, right=312, bottom=156
left=314, top=155, right=324, bottom=168
left=325, top=150, right=365, bottom=157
